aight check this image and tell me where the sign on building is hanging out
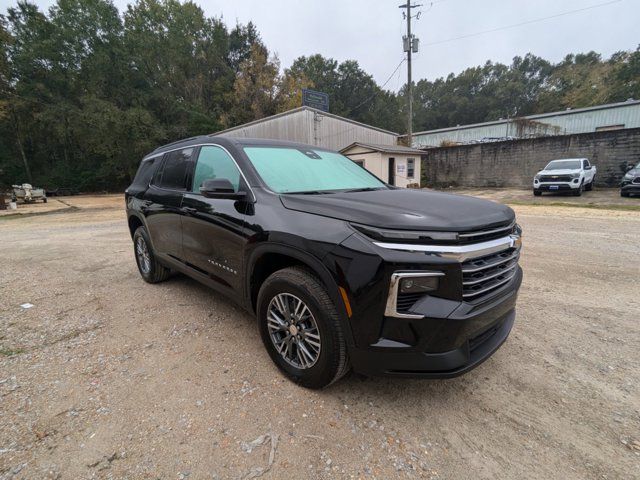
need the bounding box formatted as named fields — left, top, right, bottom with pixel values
left=302, top=89, right=329, bottom=112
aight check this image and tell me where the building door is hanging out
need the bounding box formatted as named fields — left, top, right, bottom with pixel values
left=388, top=157, right=395, bottom=186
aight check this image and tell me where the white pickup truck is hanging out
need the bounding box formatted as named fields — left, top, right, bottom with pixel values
left=533, top=158, right=596, bottom=196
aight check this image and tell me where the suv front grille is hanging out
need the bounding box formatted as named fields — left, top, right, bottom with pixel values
left=462, top=247, right=520, bottom=301
left=540, top=175, right=572, bottom=182
left=633, top=177, right=640, bottom=184
left=455, top=221, right=515, bottom=245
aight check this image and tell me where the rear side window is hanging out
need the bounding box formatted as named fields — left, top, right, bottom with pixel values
left=192, top=146, right=241, bottom=192
left=158, top=148, right=194, bottom=190
left=131, top=157, right=158, bottom=188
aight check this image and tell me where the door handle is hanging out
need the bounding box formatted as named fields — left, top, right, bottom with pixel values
left=182, top=207, right=197, bottom=214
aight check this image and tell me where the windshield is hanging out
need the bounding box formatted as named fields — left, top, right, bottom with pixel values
left=545, top=160, right=581, bottom=170
left=243, top=147, right=387, bottom=193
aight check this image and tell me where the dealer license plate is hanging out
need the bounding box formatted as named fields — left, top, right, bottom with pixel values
left=549, top=185, right=559, bottom=190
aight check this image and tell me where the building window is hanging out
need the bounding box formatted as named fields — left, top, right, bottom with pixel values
left=407, top=158, right=415, bottom=178
left=353, top=159, right=365, bottom=168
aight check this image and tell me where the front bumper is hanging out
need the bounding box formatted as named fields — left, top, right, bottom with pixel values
left=534, top=182, right=580, bottom=192
left=621, top=181, right=640, bottom=194
left=349, top=267, right=522, bottom=378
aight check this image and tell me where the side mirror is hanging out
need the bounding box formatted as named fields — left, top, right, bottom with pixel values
left=200, top=178, right=246, bottom=200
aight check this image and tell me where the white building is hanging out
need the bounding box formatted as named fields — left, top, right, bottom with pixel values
left=340, top=142, right=424, bottom=188
left=214, top=106, right=398, bottom=152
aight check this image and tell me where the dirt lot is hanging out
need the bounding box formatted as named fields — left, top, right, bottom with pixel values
left=443, top=187, right=640, bottom=210
left=1, top=194, right=639, bottom=479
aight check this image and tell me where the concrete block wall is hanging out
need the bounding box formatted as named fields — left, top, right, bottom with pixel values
left=422, top=128, right=640, bottom=188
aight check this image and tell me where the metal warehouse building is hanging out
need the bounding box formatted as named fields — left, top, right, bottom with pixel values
left=214, top=106, right=398, bottom=151
left=409, top=99, right=640, bottom=148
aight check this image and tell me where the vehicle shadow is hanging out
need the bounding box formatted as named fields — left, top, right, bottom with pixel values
left=162, top=272, right=506, bottom=404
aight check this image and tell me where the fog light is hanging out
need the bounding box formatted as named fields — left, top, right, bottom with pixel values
left=400, top=276, right=439, bottom=293
left=573, top=178, right=579, bottom=183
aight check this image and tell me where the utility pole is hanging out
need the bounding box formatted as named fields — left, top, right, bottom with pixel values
left=399, top=2, right=421, bottom=147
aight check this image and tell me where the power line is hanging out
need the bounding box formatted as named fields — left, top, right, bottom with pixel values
left=346, top=57, right=406, bottom=114
left=424, top=0, right=623, bottom=47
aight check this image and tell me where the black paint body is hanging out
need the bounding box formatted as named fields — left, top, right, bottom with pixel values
left=126, top=136, right=522, bottom=378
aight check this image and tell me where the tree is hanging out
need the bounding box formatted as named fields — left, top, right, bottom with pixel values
left=1, top=0, right=637, bottom=191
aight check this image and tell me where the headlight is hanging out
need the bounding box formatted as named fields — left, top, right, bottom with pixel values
left=571, top=173, right=581, bottom=179
left=513, top=223, right=522, bottom=237
left=625, top=172, right=634, bottom=180
left=534, top=174, right=541, bottom=181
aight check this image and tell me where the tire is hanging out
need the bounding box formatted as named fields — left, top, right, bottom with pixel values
left=573, top=182, right=583, bottom=196
left=533, top=190, right=542, bottom=196
left=621, top=190, right=629, bottom=197
left=133, top=226, right=170, bottom=283
left=43, top=197, right=47, bottom=203
left=257, top=266, right=350, bottom=389
left=585, top=178, right=594, bottom=191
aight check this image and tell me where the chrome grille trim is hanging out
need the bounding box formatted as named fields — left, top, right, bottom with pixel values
left=461, top=248, right=520, bottom=273
left=373, top=234, right=521, bottom=262
left=462, top=268, right=518, bottom=299
left=457, top=221, right=515, bottom=239
left=461, top=246, right=521, bottom=300
left=463, top=262, right=518, bottom=286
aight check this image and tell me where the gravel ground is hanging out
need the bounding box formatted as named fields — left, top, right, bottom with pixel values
left=1, top=194, right=639, bottom=479
left=443, top=187, right=639, bottom=209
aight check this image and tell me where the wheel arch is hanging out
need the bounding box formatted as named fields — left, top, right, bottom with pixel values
left=127, top=213, right=145, bottom=239
left=246, top=244, right=354, bottom=346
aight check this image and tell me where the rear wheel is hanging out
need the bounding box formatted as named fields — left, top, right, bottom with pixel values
left=257, top=267, right=350, bottom=389
left=133, top=226, right=170, bottom=283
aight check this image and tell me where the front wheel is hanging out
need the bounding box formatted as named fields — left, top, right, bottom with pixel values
left=585, top=177, right=594, bottom=191
left=573, top=183, right=583, bottom=196
left=533, top=190, right=542, bottom=196
left=257, top=267, right=350, bottom=389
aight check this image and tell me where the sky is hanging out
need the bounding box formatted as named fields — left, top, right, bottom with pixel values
left=17, top=0, right=639, bottom=90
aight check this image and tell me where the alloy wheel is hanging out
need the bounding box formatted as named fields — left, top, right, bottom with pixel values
left=136, top=236, right=151, bottom=274
left=267, top=293, right=321, bottom=369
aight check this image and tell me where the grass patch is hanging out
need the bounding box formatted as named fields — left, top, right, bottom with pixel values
left=506, top=201, right=640, bottom=212
left=0, top=346, right=25, bottom=357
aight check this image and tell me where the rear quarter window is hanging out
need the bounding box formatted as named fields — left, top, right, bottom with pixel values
left=157, top=148, right=194, bottom=190
left=131, top=157, right=158, bottom=188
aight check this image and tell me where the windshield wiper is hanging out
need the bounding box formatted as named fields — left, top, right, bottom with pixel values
left=342, top=187, right=387, bottom=193
left=284, top=190, right=336, bottom=195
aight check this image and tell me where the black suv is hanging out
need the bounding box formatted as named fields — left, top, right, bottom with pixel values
left=621, top=161, right=640, bottom=197
left=125, top=136, right=523, bottom=388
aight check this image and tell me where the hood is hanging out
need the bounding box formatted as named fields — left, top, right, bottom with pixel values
left=539, top=168, right=580, bottom=175
left=626, top=168, right=640, bottom=177
left=280, top=189, right=514, bottom=232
